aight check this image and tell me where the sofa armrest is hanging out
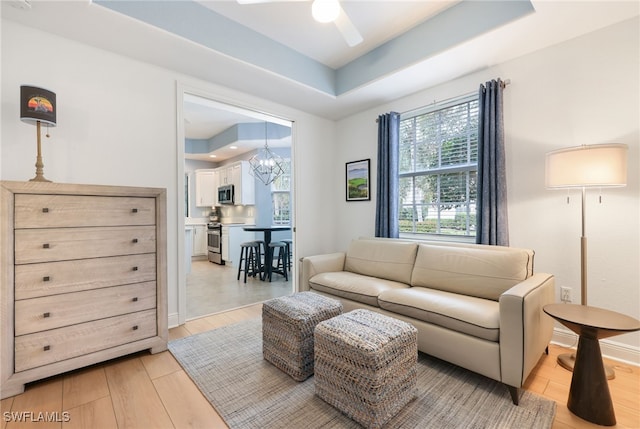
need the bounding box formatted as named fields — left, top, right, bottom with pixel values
left=300, top=253, right=346, bottom=291
left=499, top=273, right=555, bottom=388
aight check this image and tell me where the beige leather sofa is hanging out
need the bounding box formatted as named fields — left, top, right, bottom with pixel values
left=300, top=238, right=555, bottom=404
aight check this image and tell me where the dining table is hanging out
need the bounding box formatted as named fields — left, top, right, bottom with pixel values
left=243, top=226, right=291, bottom=280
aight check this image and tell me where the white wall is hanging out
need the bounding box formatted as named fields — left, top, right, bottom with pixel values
left=1, top=20, right=336, bottom=325
left=335, top=17, right=640, bottom=355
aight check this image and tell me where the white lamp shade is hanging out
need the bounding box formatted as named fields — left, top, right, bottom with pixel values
left=545, top=143, right=628, bottom=188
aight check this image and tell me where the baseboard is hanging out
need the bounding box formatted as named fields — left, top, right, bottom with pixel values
left=168, top=312, right=180, bottom=329
left=551, top=328, right=640, bottom=367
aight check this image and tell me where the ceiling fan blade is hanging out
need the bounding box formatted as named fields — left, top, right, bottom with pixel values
left=334, top=6, right=363, bottom=47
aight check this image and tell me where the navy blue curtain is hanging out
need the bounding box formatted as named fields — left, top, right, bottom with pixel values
left=375, top=112, right=400, bottom=238
left=476, top=79, right=509, bottom=246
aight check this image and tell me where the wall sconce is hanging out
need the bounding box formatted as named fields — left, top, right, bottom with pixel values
left=20, top=85, right=57, bottom=182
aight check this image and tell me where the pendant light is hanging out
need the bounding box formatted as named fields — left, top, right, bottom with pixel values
left=249, top=122, right=284, bottom=186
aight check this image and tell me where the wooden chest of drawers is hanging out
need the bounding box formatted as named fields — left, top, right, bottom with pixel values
left=1, top=181, right=168, bottom=399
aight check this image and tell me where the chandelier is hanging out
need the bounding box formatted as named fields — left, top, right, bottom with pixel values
left=249, top=122, right=284, bottom=186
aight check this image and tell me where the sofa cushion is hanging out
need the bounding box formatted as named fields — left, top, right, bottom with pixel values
left=378, top=288, right=500, bottom=342
left=411, top=244, right=531, bottom=301
left=309, top=271, right=409, bottom=307
left=344, top=239, right=418, bottom=285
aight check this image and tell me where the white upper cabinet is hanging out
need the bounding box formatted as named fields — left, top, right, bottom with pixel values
left=233, top=161, right=255, bottom=206
left=217, top=165, right=233, bottom=186
left=213, top=169, right=221, bottom=206
left=195, top=169, right=216, bottom=207
left=214, top=161, right=255, bottom=206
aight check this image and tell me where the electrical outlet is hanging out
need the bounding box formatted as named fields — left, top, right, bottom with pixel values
left=560, top=287, right=572, bottom=303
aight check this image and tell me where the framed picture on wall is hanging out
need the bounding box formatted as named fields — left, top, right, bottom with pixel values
left=346, top=159, right=371, bottom=201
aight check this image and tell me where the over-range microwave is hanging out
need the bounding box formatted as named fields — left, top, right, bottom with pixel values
left=218, top=184, right=234, bottom=205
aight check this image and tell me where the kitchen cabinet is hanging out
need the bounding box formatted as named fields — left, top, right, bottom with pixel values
left=221, top=227, right=230, bottom=262
left=217, top=165, right=233, bottom=186
left=213, top=169, right=221, bottom=206
left=192, top=224, right=207, bottom=256
left=195, top=169, right=216, bottom=207
left=232, top=161, right=255, bottom=206
left=214, top=161, right=254, bottom=206
left=0, top=181, right=167, bottom=399
left=221, top=224, right=255, bottom=267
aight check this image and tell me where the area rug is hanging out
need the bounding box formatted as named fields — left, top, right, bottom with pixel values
left=169, top=319, right=556, bottom=428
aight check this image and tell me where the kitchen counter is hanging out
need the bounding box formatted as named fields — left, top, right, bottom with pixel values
left=185, top=218, right=208, bottom=226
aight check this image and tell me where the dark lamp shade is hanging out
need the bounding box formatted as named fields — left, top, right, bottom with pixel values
left=20, top=85, right=57, bottom=127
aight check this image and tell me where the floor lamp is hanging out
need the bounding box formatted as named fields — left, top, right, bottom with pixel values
left=545, top=143, right=628, bottom=378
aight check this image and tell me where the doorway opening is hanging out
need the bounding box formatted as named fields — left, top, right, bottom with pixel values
left=177, top=86, right=295, bottom=324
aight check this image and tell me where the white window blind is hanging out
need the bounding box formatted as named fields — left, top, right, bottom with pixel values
left=271, top=159, right=291, bottom=225
left=398, top=95, right=479, bottom=237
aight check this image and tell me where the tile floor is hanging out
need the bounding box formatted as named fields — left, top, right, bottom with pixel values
left=186, top=259, right=292, bottom=319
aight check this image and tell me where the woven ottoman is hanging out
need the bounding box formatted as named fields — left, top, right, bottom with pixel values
left=262, top=292, right=342, bottom=381
left=314, top=309, right=418, bottom=429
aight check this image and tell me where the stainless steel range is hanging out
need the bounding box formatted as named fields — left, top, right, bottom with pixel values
left=207, top=222, right=224, bottom=264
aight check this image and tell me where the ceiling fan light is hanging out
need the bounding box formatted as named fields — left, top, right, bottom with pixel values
left=312, top=0, right=340, bottom=23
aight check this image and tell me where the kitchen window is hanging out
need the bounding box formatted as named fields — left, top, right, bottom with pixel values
left=272, top=159, right=291, bottom=225
left=398, top=95, right=478, bottom=238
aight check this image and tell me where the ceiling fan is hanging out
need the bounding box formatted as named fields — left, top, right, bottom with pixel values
left=237, top=0, right=363, bottom=47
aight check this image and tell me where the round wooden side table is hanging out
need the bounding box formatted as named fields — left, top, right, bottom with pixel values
left=543, top=304, right=640, bottom=426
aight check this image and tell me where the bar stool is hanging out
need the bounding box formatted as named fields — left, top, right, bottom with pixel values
left=282, top=239, right=292, bottom=272
left=237, top=241, right=262, bottom=283
left=253, top=241, right=265, bottom=280
left=268, top=241, right=289, bottom=282
left=255, top=240, right=266, bottom=268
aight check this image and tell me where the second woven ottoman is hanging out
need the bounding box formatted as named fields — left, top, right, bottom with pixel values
left=262, top=292, right=342, bottom=381
left=314, top=309, right=418, bottom=429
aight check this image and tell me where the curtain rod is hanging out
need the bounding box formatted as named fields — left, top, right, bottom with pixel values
left=376, top=79, right=511, bottom=122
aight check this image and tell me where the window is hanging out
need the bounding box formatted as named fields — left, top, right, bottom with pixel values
left=398, top=95, right=478, bottom=238
left=271, top=159, right=291, bottom=225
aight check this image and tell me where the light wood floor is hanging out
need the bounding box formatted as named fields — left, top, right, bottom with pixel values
left=2, top=304, right=638, bottom=429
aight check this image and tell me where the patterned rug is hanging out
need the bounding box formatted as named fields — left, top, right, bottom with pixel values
left=169, top=318, right=556, bottom=429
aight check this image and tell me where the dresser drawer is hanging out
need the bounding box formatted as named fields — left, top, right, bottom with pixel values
left=15, top=254, right=156, bottom=300
left=1, top=181, right=167, bottom=400
left=15, top=226, right=156, bottom=264
left=15, top=282, right=157, bottom=336
left=15, top=194, right=156, bottom=228
left=15, top=310, right=157, bottom=372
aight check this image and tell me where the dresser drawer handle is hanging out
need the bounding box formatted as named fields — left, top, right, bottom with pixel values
left=43, top=312, right=50, bottom=318
left=43, top=243, right=50, bottom=249
left=42, top=208, right=49, bottom=213
left=132, top=325, right=139, bottom=331
left=132, top=208, right=138, bottom=213
left=132, top=297, right=139, bottom=302
left=132, top=266, right=138, bottom=271
left=132, top=238, right=138, bottom=244
left=44, top=345, right=50, bottom=351
left=43, top=276, right=50, bottom=282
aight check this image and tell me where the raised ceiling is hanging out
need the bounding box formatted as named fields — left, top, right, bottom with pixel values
left=183, top=93, right=291, bottom=162
left=2, top=0, right=638, bottom=121
left=196, top=0, right=460, bottom=69
left=94, top=0, right=536, bottom=98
